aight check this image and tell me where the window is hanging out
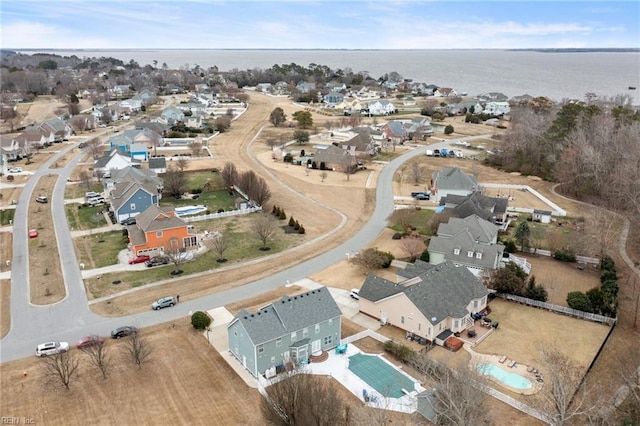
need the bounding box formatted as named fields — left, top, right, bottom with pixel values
left=454, top=319, right=459, bottom=328
left=183, top=236, right=197, bottom=247
left=323, top=336, right=333, bottom=345
left=401, top=316, right=405, bottom=324
left=453, top=248, right=460, bottom=255
left=257, top=344, right=264, bottom=353
left=291, top=331, right=297, bottom=341
left=474, top=300, right=478, bottom=308
left=302, top=327, right=308, bottom=338
left=130, top=203, right=136, bottom=211
left=271, top=356, right=275, bottom=363
left=315, top=324, right=320, bottom=334
left=418, top=323, right=421, bottom=331
left=156, top=231, right=163, bottom=238
left=467, top=250, right=474, bottom=258
left=476, top=252, right=482, bottom=259
left=276, top=338, right=282, bottom=347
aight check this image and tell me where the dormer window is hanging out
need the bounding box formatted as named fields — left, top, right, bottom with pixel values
left=476, top=252, right=483, bottom=259
left=453, top=248, right=460, bottom=255
left=467, top=250, right=474, bottom=258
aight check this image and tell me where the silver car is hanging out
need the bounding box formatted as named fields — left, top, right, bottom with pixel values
left=152, top=296, right=176, bottom=310
left=36, top=341, right=70, bottom=357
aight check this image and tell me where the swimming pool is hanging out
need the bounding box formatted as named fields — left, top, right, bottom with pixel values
left=477, top=363, right=532, bottom=390
left=175, top=205, right=207, bottom=216
left=348, top=353, right=416, bottom=398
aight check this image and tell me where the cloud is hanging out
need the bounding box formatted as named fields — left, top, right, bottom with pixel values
left=1, top=21, right=113, bottom=49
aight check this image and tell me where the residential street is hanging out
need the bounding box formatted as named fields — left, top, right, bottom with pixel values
left=0, top=121, right=453, bottom=362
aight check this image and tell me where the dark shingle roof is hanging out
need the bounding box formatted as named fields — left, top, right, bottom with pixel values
left=433, top=167, right=478, bottom=192
left=134, top=205, right=186, bottom=233
left=229, top=286, right=341, bottom=345
left=360, top=262, right=488, bottom=323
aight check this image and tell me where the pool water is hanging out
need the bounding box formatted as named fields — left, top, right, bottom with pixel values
left=348, top=353, right=416, bottom=398
left=175, top=205, right=207, bottom=216
left=477, top=363, right=533, bottom=390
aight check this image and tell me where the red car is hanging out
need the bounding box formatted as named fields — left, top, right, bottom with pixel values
left=76, top=335, right=105, bottom=349
left=28, top=229, right=38, bottom=238
left=128, top=254, right=151, bottom=264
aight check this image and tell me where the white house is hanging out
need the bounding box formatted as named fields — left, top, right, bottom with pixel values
left=483, top=102, right=511, bottom=116
left=367, top=100, right=396, bottom=116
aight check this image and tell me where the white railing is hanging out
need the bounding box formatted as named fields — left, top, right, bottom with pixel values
left=182, top=206, right=262, bottom=223
left=480, top=183, right=566, bottom=216
left=340, top=329, right=390, bottom=345
left=497, top=293, right=616, bottom=325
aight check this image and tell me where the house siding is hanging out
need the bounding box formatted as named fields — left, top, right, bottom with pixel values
left=133, top=225, right=193, bottom=256
left=115, top=190, right=158, bottom=222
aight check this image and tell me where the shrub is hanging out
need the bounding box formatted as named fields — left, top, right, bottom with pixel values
left=191, top=188, right=202, bottom=194
left=553, top=250, right=576, bottom=262
left=298, top=225, right=305, bottom=234
left=279, top=210, right=286, bottom=220
left=600, top=256, right=615, bottom=271
left=420, top=249, right=430, bottom=262
left=600, top=270, right=617, bottom=284
left=6, top=175, right=14, bottom=182
left=392, top=232, right=402, bottom=240
left=283, top=153, right=294, bottom=163
left=288, top=217, right=295, bottom=227
left=444, top=124, right=454, bottom=135
left=503, top=239, right=517, bottom=253
left=191, top=311, right=212, bottom=329
left=567, top=291, right=593, bottom=313
left=272, top=205, right=277, bottom=214
left=380, top=251, right=395, bottom=268
left=320, top=162, right=326, bottom=170
left=383, top=340, right=413, bottom=362
left=294, top=220, right=300, bottom=231
left=217, top=208, right=224, bottom=213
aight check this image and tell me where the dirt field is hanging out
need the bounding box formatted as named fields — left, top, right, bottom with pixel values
left=29, top=175, right=65, bottom=304
left=0, top=280, right=10, bottom=338
left=0, top=232, right=12, bottom=272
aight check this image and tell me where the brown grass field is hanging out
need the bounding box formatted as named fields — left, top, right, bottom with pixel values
left=0, top=279, right=10, bottom=338
left=28, top=175, right=65, bottom=304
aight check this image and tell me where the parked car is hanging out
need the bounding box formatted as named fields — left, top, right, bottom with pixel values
left=28, top=229, right=38, bottom=238
left=111, top=326, right=137, bottom=339
left=128, top=254, right=151, bottom=265
left=8, top=167, right=23, bottom=173
left=120, top=217, right=137, bottom=226
left=152, top=296, right=176, bottom=310
left=350, top=289, right=360, bottom=300
left=35, top=341, right=70, bottom=357
left=85, top=191, right=100, bottom=199
left=145, top=255, right=170, bottom=267
left=87, top=197, right=106, bottom=206
left=76, top=335, right=105, bottom=349
left=36, top=196, right=48, bottom=204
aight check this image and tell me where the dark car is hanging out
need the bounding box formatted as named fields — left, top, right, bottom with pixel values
left=120, top=217, right=137, bottom=226
left=111, top=326, right=137, bottom=339
left=76, top=335, right=105, bottom=349
left=145, top=256, right=170, bottom=267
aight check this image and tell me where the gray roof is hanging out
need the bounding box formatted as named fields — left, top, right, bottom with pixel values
left=228, top=286, right=341, bottom=345
left=360, top=262, right=488, bottom=323
left=440, top=192, right=508, bottom=221
left=314, top=145, right=357, bottom=166
left=148, top=157, right=166, bottom=170
left=428, top=227, right=504, bottom=270
left=108, top=166, right=163, bottom=188
left=134, top=205, right=186, bottom=233
left=533, top=209, right=552, bottom=215
left=437, top=215, right=498, bottom=244
left=433, top=167, right=478, bottom=192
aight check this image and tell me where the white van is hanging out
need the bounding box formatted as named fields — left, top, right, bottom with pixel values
left=88, top=197, right=106, bottom=206
left=426, top=149, right=433, bottom=157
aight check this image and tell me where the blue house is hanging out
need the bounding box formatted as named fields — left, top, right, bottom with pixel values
left=227, top=286, right=342, bottom=378
left=323, top=91, right=345, bottom=105
left=110, top=179, right=161, bottom=223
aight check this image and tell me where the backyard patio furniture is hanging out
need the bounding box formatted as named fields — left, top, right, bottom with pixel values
left=335, top=344, right=348, bottom=355
left=508, top=360, right=517, bottom=368
left=499, top=356, right=507, bottom=363
left=467, top=329, right=477, bottom=338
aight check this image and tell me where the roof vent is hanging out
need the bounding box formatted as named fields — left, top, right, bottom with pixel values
left=294, top=296, right=297, bottom=300
left=257, top=312, right=261, bottom=315
left=250, top=314, right=254, bottom=318
left=243, top=316, right=248, bottom=319
left=281, top=300, right=285, bottom=304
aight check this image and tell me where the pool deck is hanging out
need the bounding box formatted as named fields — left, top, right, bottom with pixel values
left=463, top=344, right=543, bottom=395
left=306, top=343, right=426, bottom=413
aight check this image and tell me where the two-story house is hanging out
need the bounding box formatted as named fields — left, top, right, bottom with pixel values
left=227, top=286, right=342, bottom=378
left=367, top=100, right=396, bottom=116
left=110, top=178, right=162, bottom=223
left=427, top=215, right=505, bottom=276
left=126, top=205, right=197, bottom=257
left=358, top=261, right=488, bottom=345
left=432, top=167, right=479, bottom=202
left=439, top=191, right=509, bottom=224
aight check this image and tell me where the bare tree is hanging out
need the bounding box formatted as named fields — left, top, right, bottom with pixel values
left=248, top=175, right=271, bottom=207
left=400, top=237, right=425, bottom=261
left=78, top=169, right=93, bottom=191
left=175, top=156, right=188, bottom=172
left=320, top=171, right=328, bottom=182
left=265, top=137, right=279, bottom=149
left=349, top=248, right=391, bottom=270
left=410, top=161, right=423, bottom=185
left=391, top=209, right=416, bottom=234
left=81, top=339, right=111, bottom=380
left=260, top=366, right=348, bottom=425
left=204, top=231, right=229, bottom=262
left=163, top=166, right=187, bottom=198
left=251, top=213, right=277, bottom=250
left=42, top=351, right=80, bottom=389
left=84, top=137, right=103, bottom=159
left=534, top=347, right=600, bottom=425
left=166, top=237, right=186, bottom=272
left=188, top=141, right=203, bottom=157
left=121, top=332, right=153, bottom=369
left=221, top=162, right=238, bottom=189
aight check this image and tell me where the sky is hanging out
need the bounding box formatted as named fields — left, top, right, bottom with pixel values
left=1, top=0, right=639, bottom=50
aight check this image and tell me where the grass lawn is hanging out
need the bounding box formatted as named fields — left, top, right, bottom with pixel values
left=65, top=182, right=104, bottom=200
left=375, top=151, right=402, bottom=162
left=160, top=188, right=236, bottom=212
left=66, top=203, right=107, bottom=230
left=388, top=208, right=435, bottom=235
left=75, top=231, right=127, bottom=269
left=0, top=209, right=15, bottom=226
left=84, top=223, right=304, bottom=299
left=183, top=170, right=225, bottom=190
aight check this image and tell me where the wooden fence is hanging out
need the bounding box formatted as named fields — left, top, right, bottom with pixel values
left=497, top=293, right=616, bottom=325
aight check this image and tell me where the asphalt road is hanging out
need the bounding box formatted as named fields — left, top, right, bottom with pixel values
left=0, top=134, right=464, bottom=362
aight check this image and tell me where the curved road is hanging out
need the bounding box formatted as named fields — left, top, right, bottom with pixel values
left=1, top=125, right=453, bottom=362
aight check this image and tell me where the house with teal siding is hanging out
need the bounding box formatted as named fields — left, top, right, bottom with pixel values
left=227, top=286, right=342, bottom=378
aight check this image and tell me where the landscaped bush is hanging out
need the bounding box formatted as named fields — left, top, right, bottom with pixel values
left=191, top=188, right=202, bottom=194
left=288, top=217, right=295, bottom=227
left=294, top=220, right=300, bottom=231
left=600, top=269, right=617, bottom=284
left=420, top=249, right=430, bottom=262
left=392, top=232, right=402, bottom=240
left=380, top=250, right=395, bottom=268
left=283, top=153, right=294, bottom=163
left=567, top=291, right=593, bottom=313
left=383, top=340, right=414, bottom=362
left=320, top=162, right=326, bottom=170
left=553, top=250, right=576, bottom=262
left=503, top=239, right=517, bottom=253
left=217, top=208, right=224, bottom=213
left=298, top=225, right=305, bottom=234
left=191, top=311, right=212, bottom=330
left=279, top=210, right=286, bottom=220
left=600, top=256, right=615, bottom=271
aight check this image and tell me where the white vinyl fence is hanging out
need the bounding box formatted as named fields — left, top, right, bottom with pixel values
left=182, top=206, right=262, bottom=223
